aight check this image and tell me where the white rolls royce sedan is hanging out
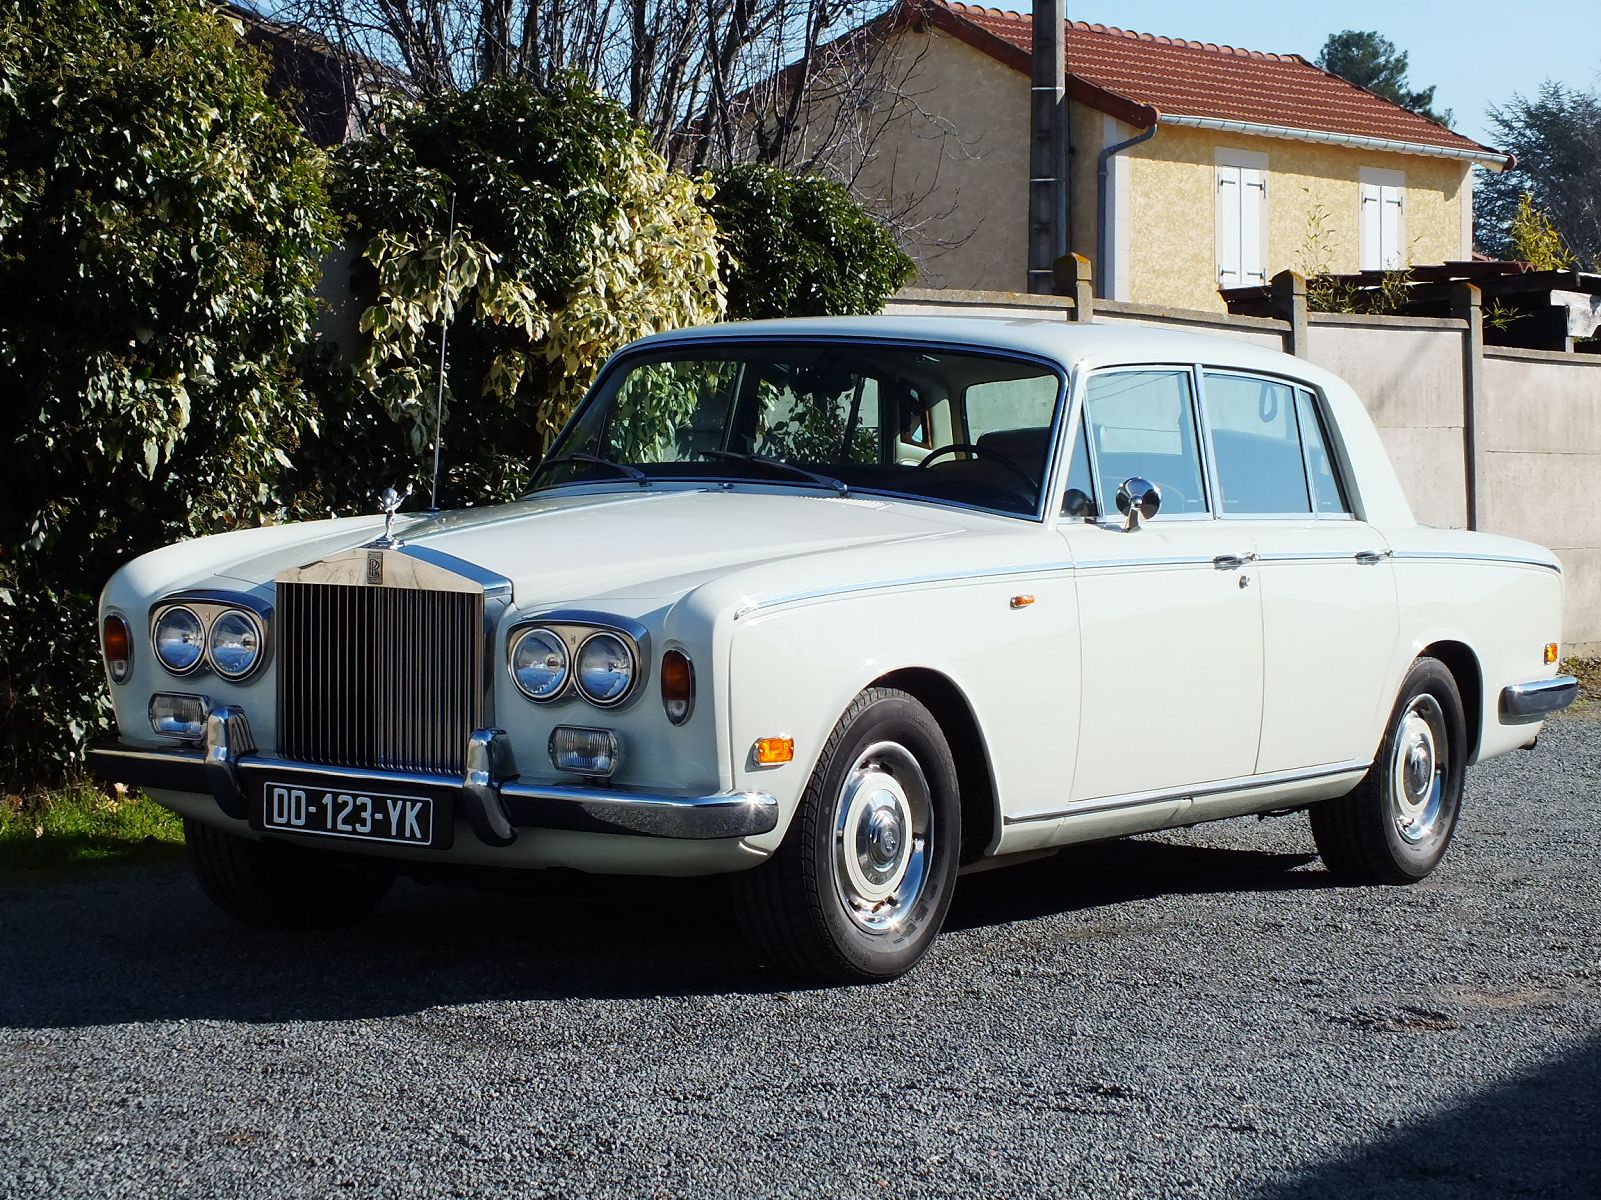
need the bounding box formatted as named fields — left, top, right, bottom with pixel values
left=90, top=317, right=1576, bottom=983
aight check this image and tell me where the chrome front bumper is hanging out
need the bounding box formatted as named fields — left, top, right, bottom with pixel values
left=1500, top=675, right=1580, bottom=722
left=87, top=705, right=778, bottom=848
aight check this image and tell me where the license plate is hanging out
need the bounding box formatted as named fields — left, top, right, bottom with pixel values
left=259, top=782, right=435, bottom=847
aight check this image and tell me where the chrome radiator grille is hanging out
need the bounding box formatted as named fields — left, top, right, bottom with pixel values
left=276, top=582, right=484, bottom=776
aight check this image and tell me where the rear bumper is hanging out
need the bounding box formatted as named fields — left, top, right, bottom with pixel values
left=88, top=705, right=777, bottom=847
left=1500, top=675, right=1579, bottom=723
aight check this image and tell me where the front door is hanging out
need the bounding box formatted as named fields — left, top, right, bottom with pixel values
left=1061, top=366, right=1264, bottom=802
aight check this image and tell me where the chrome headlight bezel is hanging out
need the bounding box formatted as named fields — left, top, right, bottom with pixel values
left=149, top=592, right=272, bottom=682
left=151, top=605, right=207, bottom=677
left=508, top=626, right=571, bottom=703
left=206, top=608, right=266, bottom=681
left=505, top=612, right=648, bottom=710
left=574, top=631, right=638, bottom=709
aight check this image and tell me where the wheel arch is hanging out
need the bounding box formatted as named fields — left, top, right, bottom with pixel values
left=871, top=666, right=1000, bottom=865
left=1418, top=639, right=1484, bottom=761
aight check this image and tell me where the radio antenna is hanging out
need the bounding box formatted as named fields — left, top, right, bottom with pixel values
left=428, top=192, right=457, bottom=513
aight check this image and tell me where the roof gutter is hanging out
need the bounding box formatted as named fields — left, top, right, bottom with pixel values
left=1096, top=119, right=1158, bottom=300
left=1158, top=112, right=1513, bottom=170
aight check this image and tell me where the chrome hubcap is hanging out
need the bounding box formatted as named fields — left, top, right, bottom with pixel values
left=833, top=741, right=932, bottom=933
left=1391, top=694, right=1448, bottom=844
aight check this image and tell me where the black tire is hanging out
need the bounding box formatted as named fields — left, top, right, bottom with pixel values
left=184, top=818, right=395, bottom=929
left=733, top=687, right=961, bottom=984
left=1310, top=657, right=1467, bottom=884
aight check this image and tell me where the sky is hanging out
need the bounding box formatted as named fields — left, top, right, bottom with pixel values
left=1026, top=1, right=1601, bottom=147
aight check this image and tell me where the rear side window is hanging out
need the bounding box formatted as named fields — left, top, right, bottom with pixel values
left=1082, top=369, right=1208, bottom=516
left=1202, top=373, right=1311, bottom=514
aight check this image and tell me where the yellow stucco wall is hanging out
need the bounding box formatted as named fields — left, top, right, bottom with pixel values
left=853, top=28, right=1471, bottom=308
left=1122, top=124, right=1470, bottom=312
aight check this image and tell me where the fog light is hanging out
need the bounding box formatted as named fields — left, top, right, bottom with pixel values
left=149, top=693, right=210, bottom=740
left=549, top=726, right=620, bottom=778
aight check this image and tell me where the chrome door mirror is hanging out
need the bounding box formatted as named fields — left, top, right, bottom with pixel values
left=1115, top=477, right=1161, bottom=531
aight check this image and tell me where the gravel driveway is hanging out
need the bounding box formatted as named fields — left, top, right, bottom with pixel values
left=2, top=713, right=1597, bottom=1199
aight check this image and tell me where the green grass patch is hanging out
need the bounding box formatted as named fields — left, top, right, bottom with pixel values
left=0, top=783, right=184, bottom=877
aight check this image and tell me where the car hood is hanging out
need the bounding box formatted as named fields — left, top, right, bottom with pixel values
left=211, top=487, right=969, bottom=605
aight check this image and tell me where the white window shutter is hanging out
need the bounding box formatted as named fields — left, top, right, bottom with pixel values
left=1241, top=169, right=1267, bottom=284
left=1380, top=186, right=1405, bottom=269
left=1359, top=181, right=1382, bottom=271
left=1216, top=165, right=1242, bottom=286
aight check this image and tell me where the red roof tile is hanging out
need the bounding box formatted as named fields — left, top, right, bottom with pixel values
left=931, top=2, right=1503, bottom=161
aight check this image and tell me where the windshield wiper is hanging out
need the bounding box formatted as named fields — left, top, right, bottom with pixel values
left=700, top=450, right=848, bottom=497
left=530, top=452, right=650, bottom=488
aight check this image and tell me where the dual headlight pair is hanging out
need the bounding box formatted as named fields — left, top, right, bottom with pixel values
left=509, top=621, right=695, bottom=725
left=151, top=603, right=265, bottom=681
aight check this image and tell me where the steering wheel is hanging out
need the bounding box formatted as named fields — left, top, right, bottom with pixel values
left=916, top=443, right=1037, bottom=491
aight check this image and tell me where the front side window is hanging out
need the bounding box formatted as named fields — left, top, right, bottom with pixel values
left=538, top=342, right=1065, bottom=517
left=1082, top=369, right=1208, bottom=517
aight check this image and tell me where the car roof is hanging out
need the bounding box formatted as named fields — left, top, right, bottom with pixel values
left=631, top=315, right=1338, bottom=389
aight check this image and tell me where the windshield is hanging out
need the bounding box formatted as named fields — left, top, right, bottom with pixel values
left=536, top=341, right=1066, bottom=517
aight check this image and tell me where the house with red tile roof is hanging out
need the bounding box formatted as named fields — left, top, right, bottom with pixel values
left=835, top=2, right=1511, bottom=311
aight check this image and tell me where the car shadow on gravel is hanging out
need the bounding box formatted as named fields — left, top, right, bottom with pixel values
left=1254, top=1034, right=1600, bottom=1200
left=0, top=836, right=1330, bottom=1027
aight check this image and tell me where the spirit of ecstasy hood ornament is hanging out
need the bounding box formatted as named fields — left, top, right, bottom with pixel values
left=371, top=483, right=413, bottom=549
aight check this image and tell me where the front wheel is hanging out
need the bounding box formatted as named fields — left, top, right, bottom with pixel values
left=185, top=818, right=395, bottom=928
left=1310, top=657, right=1467, bottom=884
left=733, top=687, right=961, bottom=984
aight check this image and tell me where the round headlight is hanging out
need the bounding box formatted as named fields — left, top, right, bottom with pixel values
left=208, top=609, right=263, bottom=679
left=575, top=632, right=635, bottom=706
left=511, top=628, right=569, bottom=702
left=153, top=606, right=205, bottom=676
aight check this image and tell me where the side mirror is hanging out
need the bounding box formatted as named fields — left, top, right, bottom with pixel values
left=1115, top=477, right=1161, bottom=531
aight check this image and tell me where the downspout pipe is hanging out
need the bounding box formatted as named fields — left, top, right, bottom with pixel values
left=1096, top=120, right=1159, bottom=299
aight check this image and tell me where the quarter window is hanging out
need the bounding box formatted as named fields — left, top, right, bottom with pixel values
left=1295, top=390, right=1351, bottom=514
left=1083, top=369, right=1208, bottom=517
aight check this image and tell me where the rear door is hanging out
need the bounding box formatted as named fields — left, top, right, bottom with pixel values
left=1197, top=370, right=1399, bottom=774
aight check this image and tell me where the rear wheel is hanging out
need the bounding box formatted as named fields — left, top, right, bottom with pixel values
left=185, top=818, right=394, bottom=928
left=734, top=688, right=961, bottom=984
left=1310, top=657, right=1467, bottom=884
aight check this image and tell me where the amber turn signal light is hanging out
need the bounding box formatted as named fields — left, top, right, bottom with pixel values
left=753, top=736, right=794, bottom=765
left=661, top=648, right=695, bottom=725
left=1545, top=643, right=1559, bottom=665
left=102, top=613, right=132, bottom=684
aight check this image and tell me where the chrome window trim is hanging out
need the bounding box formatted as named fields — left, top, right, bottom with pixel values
left=1004, top=758, right=1372, bottom=825
left=537, top=335, right=1071, bottom=524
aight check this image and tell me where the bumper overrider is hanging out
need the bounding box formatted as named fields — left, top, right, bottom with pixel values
left=87, top=705, right=778, bottom=849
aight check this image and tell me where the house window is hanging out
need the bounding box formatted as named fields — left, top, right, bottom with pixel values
left=1360, top=167, right=1406, bottom=270
left=1215, top=149, right=1268, bottom=288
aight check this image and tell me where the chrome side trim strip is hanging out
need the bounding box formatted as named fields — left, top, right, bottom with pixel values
left=1004, top=758, right=1371, bottom=825
left=734, top=562, right=1078, bottom=619
left=1500, top=675, right=1579, bottom=723
left=1390, top=550, right=1561, bottom=574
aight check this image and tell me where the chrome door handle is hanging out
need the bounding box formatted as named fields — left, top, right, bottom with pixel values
left=1212, top=552, right=1258, bottom=570
left=1355, top=549, right=1393, bottom=565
